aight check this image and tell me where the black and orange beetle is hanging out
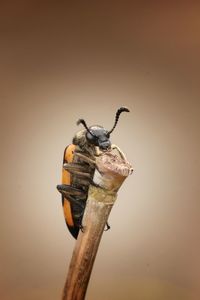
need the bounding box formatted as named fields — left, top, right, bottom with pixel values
left=57, top=107, right=130, bottom=239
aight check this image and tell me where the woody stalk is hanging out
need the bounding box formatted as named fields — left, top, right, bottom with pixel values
left=62, top=149, right=133, bottom=300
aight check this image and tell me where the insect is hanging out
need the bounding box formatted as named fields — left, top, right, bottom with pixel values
left=57, top=107, right=130, bottom=239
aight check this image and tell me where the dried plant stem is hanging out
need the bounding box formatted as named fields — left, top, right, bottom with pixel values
left=62, top=152, right=132, bottom=300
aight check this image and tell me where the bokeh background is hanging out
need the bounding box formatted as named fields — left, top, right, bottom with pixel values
left=1, top=1, right=200, bottom=299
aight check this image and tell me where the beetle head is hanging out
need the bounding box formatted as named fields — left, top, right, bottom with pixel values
left=85, top=126, right=111, bottom=150
left=77, top=107, right=129, bottom=151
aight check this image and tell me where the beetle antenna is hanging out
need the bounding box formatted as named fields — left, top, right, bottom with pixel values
left=108, top=107, right=130, bottom=134
left=77, top=119, right=96, bottom=137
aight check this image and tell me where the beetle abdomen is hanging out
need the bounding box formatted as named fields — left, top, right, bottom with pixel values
left=62, top=144, right=78, bottom=237
left=61, top=144, right=95, bottom=239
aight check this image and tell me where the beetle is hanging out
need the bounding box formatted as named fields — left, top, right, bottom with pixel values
left=57, top=107, right=130, bottom=239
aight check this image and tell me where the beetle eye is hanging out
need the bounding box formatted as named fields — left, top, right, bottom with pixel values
left=87, top=133, right=95, bottom=140
left=86, top=132, right=98, bottom=144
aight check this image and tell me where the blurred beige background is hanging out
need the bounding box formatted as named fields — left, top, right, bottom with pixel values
left=0, top=1, right=200, bottom=299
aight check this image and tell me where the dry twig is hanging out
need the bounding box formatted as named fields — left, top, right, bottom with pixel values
left=62, top=150, right=132, bottom=300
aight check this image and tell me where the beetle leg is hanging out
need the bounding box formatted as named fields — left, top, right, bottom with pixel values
left=73, top=212, right=85, bottom=233
left=111, top=144, right=127, bottom=160
left=75, top=152, right=96, bottom=166
left=63, top=164, right=93, bottom=188
left=63, top=162, right=94, bottom=187
left=63, top=163, right=91, bottom=173
left=95, top=146, right=102, bottom=156
left=63, top=164, right=91, bottom=179
left=79, top=223, right=85, bottom=233
left=104, top=222, right=111, bottom=231
left=65, top=195, right=86, bottom=210
left=57, top=184, right=85, bottom=197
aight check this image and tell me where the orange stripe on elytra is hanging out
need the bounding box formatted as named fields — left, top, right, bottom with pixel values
left=64, top=144, right=76, bottom=163
left=62, top=144, right=76, bottom=227
left=63, top=198, right=74, bottom=226
left=62, top=168, right=70, bottom=185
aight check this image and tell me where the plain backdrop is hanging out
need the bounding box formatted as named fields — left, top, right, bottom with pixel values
left=0, top=1, right=200, bottom=300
